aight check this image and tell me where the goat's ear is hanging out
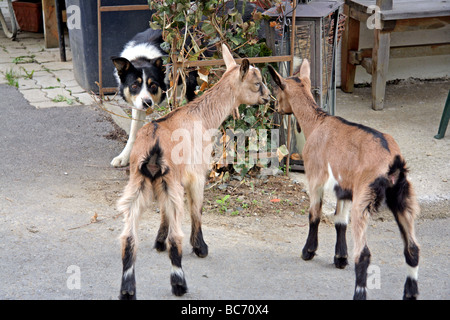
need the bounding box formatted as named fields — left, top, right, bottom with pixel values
left=267, top=65, right=286, bottom=91
left=111, top=56, right=132, bottom=76
left=299, top=59, right=310, bottom=79
left=222, top=43, right=236, bottom=70
left=240, top=59, right=250, bottom=81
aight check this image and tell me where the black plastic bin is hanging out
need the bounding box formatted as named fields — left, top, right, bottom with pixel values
left=65, top=0, right=153, bottom=93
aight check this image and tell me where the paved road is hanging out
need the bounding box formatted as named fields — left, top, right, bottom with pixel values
left=0, top=84, right=448, bottom=301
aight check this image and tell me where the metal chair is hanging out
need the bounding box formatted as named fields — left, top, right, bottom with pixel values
left=434, top=91, right=450, bottom=139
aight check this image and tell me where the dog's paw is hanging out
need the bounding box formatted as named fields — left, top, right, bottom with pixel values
left=111, top=155, right=129, bottom=167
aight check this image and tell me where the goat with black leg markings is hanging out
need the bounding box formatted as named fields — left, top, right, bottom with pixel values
left=268, top=61, right=420, bottom=300
left=117, top=43, right=270, bottom=299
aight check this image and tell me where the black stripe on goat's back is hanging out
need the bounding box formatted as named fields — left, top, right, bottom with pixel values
left=139, top=139, right=169, bottom=181
left=153, top=107, right=183, bottom=123
left=288, top=76, right=302, bottom=83
left=335, top=116, right=390, bottom=152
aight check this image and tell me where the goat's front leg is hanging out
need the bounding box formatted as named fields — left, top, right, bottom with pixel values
left=111, top=109, right=146, bottom=167
left=301, top=186, right=323, bottom=260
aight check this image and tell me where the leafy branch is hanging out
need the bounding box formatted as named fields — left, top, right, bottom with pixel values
left=148, top=0, right=287, bottom=178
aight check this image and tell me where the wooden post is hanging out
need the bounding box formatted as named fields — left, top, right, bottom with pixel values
left=55, top=0, right=66, bottom=62
left=370, top=0, right=393, bottom=110
left=340, top=4, right=360, bottom=93
left=42, top=0, right=59, bottom=48
left=285, top=2, right=297, bottom=175
left=97, top=0, right=103, bottom=100
left=371, top=29, right=390, bottom=110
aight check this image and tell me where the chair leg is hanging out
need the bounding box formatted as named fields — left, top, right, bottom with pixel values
left=372, top=29, right=391, bottom=111
left=434, top=91, right=450, bottom=139
left=340, top=4, right=360, bottom=93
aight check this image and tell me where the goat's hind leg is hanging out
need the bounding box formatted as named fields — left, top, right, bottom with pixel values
left=350, top=199, right=371, bottom=300
left=186, top=175, right=208, bottom=258
left=386, top=180, right=420, bottom=300
left=301, top=185, right=324, bottom=261
left=154, top=207, right=168, bottom=252
left=160, top=180, right=188, bottom=296
left=118, top=178, right=150, bottom=300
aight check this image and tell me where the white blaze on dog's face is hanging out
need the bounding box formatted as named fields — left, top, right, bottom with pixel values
left=112, top=56, right=166, bottom=111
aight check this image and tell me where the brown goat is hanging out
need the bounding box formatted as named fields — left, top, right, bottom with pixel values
left=117, top=44, right=270, bottom=299
left=268, top=61, right=420, bottom=300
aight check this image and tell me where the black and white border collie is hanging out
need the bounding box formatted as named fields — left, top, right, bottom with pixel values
left=110, top=29, right=195, bottom=167
left=110, top=29, right=167, bottom=167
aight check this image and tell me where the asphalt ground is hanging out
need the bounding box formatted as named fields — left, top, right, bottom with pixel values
left=0, top=84, right=448, bottom=303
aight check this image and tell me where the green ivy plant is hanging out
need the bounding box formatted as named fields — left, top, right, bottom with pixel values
left=149, top=0, right=270, bottom=63
left=148, top=0, right=285, bottom=177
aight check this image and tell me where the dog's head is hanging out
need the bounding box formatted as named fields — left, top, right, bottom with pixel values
left=112, top=56, right=167, bottom=110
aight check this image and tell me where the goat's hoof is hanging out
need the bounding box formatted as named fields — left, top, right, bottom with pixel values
left=154, top=240, right=167, bottom=252
left=171, top=279, right=188, bottom=297
left=172, top=283, right=188, bottom=296
left=334, top=255, right=348, bottom=269
left=171, top=270, right=188, bottom=297
left=193, top=244, right=208, bottom=258
left=119, top=290, right=136, bottom=300
left=301, top=249, right=316, bottom=261
left=353, top=286, right=367, bottom=300
left=403, top=278, right=419, bottom=300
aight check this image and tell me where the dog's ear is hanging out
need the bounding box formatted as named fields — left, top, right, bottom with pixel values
left=111, top=56, right=132, bottom=77
left=151, top=57, right=163, bottom=69
left=267, top=65, right=286, bottom=91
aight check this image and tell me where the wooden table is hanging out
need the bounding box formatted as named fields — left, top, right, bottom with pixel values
left=340, top=0, right=450, bottom=110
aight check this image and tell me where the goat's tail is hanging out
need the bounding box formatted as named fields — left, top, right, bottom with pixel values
left=387, top=155, right=408, bottom=186
left=138, top=138, right=170, bottom=182
left=385, top=155, right=417, bottom=217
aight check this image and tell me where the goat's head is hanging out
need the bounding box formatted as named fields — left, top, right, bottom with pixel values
left=222, top=44, right=270, bottom=106
left=267, top=59, right=312, bottom=115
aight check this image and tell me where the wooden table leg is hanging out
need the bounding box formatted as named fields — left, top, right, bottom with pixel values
left=340, top=4, right=360, bottom=93
left=42, top=0, right=59, bottom=48
left=372, top=29, right=391, bottom=110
